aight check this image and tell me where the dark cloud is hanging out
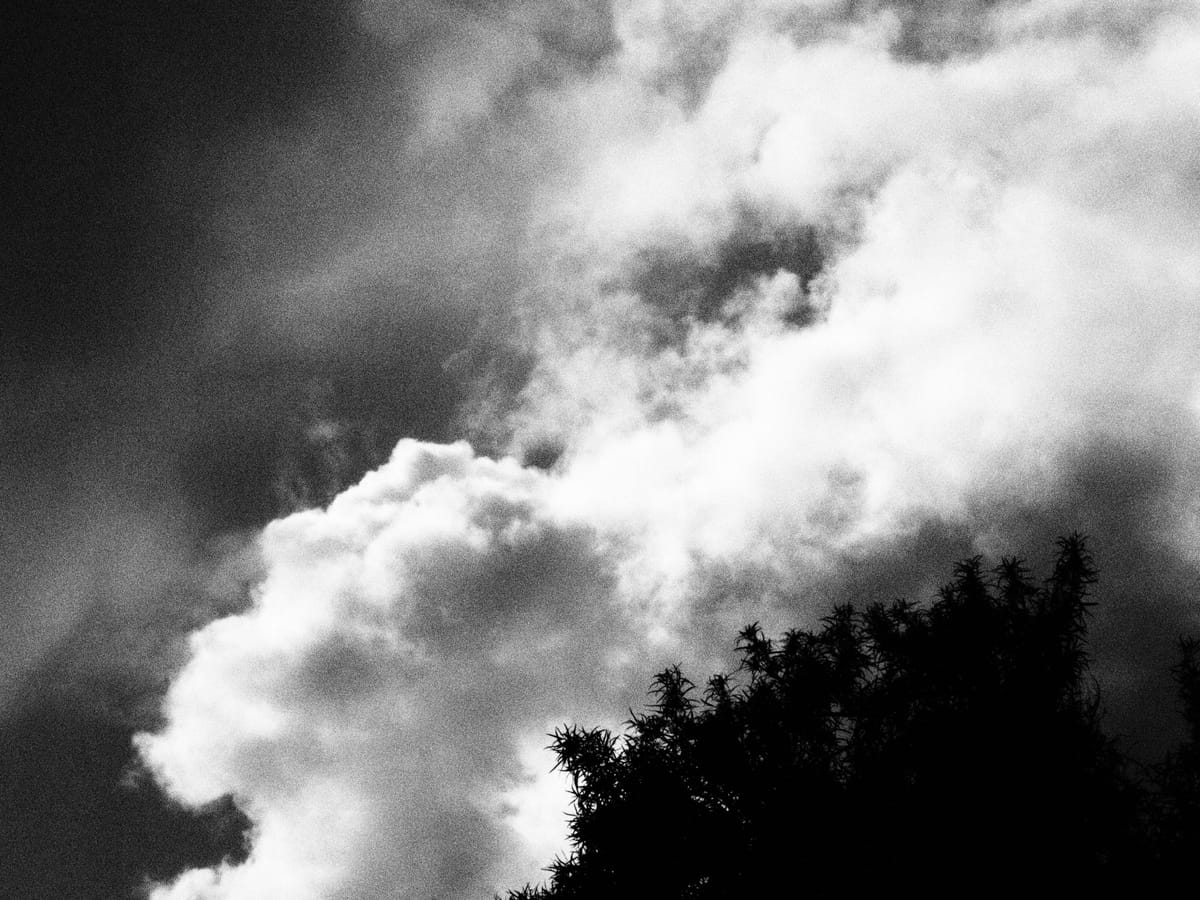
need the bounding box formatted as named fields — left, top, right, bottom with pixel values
left=1, top=0, right=390, bottom=363
left=0, top=0, right=408, bottom=669
left=0, top=522, right=259, bottom=896
left=0, top=2, right=481, bottom=896
left=0, top=700, right=248, bottom=900
left=624, top=219, right=826, bottom=329
left=886, top=0, right=1012, bottom=62
left=0, top=596, right=254, bottom=900
left=0, top=0, right=538, bottom=684
left=175, top=310, right=469, bottom=531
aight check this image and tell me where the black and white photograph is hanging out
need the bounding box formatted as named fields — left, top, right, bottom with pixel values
left=5, top=1, right=1200, bottom=897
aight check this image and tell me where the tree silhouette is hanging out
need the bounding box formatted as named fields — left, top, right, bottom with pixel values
left=503, top=536, right=1199, bottom=899
left=1150, top=636, right=1200, bottom=876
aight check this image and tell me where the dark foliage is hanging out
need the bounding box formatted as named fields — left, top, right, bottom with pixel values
left=503, top=536, right=1200, bottom=899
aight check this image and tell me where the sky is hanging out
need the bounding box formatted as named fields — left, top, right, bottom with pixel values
left=3, top=0, right=1200, bottom=897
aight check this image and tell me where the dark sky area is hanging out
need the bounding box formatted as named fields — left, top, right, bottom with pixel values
left=4, top=2, right=1200, bottom=898
left=3, top=2, right=473, bottom=893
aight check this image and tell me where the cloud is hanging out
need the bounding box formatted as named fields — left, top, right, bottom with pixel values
left=501, top=0, right=1200, bottom=559
left=138, top=1, right=1200, bottom=897
left=138, top=441, right=637, bottom=898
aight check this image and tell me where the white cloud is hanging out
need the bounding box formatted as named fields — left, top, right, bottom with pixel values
left=139, top=441, right=639, bottom=898
left=513, top=0, right=1200, bottom=539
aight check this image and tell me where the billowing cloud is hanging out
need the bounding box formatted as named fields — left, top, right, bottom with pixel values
left=137, top=1, right=1200, bottom=898
left=139, top=441, right=635, bottom=898
left=492, top=0, right=1200, bottom=611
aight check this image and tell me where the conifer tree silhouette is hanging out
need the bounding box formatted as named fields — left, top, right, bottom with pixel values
left=502, top=536, right=1200, bottom=899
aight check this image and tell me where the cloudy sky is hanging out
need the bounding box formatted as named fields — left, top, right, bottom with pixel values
left=4, top=0, right=1200, bottom=897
